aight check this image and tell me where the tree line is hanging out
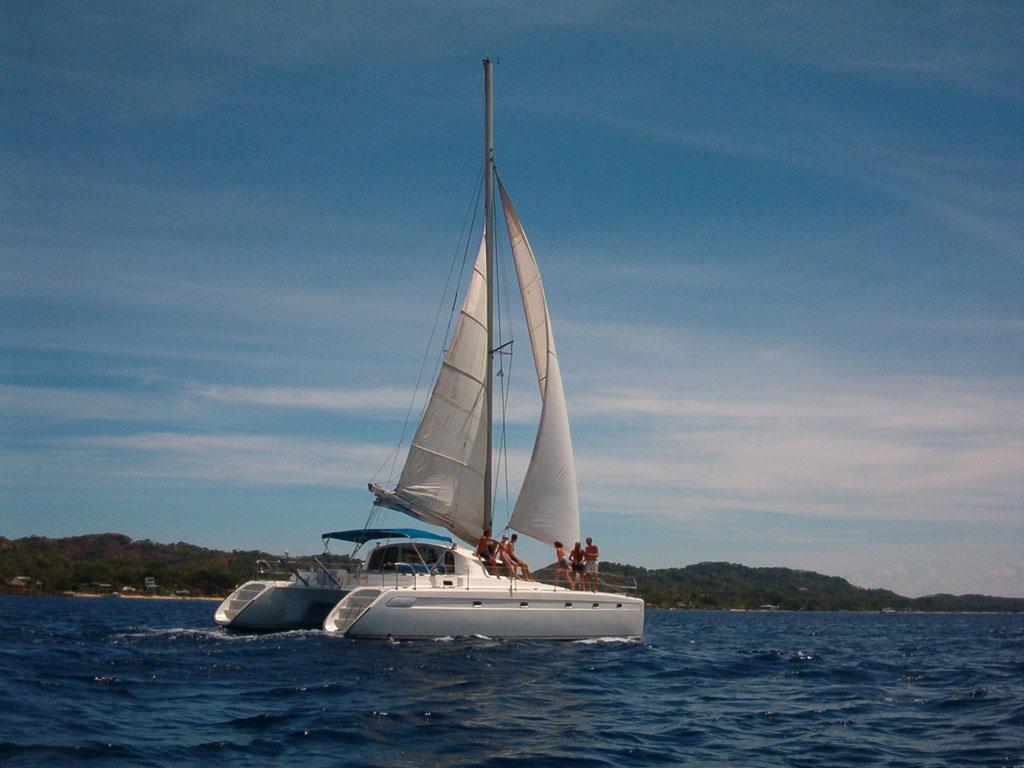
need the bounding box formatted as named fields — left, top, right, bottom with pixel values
left=599, top=561, right=1024, bottom=612
left=2, top=534, right=1020, bottom=611
left=0, top=533, right=350, bottom=597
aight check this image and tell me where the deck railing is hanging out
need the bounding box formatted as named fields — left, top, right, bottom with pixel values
left=250, top=555, right=351, bottom=583
left=530, top=565, right=638, bottom=595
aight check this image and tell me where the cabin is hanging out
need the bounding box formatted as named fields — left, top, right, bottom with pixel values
left=365, top=542, right=456, bottom=574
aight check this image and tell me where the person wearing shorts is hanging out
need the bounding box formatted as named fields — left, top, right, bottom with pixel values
left=475, top=528, right=497, bottom=575
left=569, top=541, right=585, bottom=590
left=584, top=537, right=599, bottom=591
left=554, top=540, right=571, bottom=589
left=507, top=533, right=533, bottom=581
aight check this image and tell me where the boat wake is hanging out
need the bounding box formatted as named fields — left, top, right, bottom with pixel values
left=573, top=635, right=642, bottom=645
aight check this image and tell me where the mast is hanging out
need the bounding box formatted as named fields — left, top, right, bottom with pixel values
left=483, top=57, right=494, bottom=535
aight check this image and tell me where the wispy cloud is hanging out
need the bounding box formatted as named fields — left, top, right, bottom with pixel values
left=195, top=385, right=415, bottom=413
left=6, top=431, right=390, bottom=488
left=563, top=327, right=1024, bottom=528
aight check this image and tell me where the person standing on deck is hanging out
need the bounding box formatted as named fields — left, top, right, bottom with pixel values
left=569, top=542, right=585, bottom=590
left=584, top=537, right=599, bottom=592
left=553, top=541, right=571, bottom=589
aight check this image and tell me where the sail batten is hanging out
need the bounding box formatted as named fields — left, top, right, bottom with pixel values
left=407, top=442, right=480, bottom=468
left=437, top=359, right=486, bottom=387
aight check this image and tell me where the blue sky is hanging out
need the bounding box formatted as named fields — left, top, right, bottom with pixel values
left=3, top=2, right=1022, bottom=597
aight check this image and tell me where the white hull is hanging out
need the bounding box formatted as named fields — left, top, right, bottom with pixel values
left=324, top=582, right=644, bottom=640
left=214, top=580, right=347, bottom=631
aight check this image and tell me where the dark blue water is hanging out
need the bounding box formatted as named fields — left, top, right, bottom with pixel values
left=1, top=595, right=1020, bottom=767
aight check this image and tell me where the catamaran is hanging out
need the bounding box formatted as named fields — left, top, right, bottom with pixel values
left=321, top=60, right=644, bottom=640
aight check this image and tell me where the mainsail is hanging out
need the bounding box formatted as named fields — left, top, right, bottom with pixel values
left=499, top=179, right=580, bottom=548
left=371, top=238, right=489, bottom=545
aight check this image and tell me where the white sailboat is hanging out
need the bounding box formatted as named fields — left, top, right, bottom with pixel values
left=323, top=60, right=644, bottom=640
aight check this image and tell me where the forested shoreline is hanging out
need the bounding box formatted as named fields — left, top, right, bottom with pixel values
left=2, top=533, right=1021, bottom=612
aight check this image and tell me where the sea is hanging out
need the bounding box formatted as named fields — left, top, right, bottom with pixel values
left=0, top=595, right=1020, bottom=767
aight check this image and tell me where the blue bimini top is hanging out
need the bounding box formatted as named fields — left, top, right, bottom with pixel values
left=320, top=528, right=454, bottom=546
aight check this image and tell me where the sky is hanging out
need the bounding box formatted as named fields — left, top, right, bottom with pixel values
left=2, top=2, right=1022, bottom=597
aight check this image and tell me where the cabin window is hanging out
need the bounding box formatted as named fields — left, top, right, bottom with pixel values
left=367, top=546, right=404, bottom=571
left=616, top=603, right=623, bottom=608
left=472, top=600, right=482, bottom=607
left=564, top=602, right=573, bottom=608
left=520, top=601, right=528, bottom=608
left=592, top=603, right=599, bottom=608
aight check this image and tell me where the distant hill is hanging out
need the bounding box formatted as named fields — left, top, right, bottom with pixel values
left=1, top=534, right=1021, bottom=611
left=600, top=561, right=1024, bottom=612
left=0, top=533, right=292, bottom=597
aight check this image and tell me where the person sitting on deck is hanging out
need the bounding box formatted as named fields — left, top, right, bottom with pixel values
left=475, top=529, right=499, bottom=575
left=487, top=540, right=501, bottom=576
left=506, top=534, right=533, bottom=581
left=497, top=535, right=518, bottom=579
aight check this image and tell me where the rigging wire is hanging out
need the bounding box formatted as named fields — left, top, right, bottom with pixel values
left=492, top=187, right=519, bottom=534
left=360, top=161, right=486, bottom=540
left=357, top=164, right=532, bottom=543
left=368, top=161, right=486, bottom=489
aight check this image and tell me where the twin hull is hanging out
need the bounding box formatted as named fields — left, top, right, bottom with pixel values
left=325, top=586, right=645, bottom=640
left=214, top=580, right=346, bottom=631
left=215, top=541, right=646, bottom=639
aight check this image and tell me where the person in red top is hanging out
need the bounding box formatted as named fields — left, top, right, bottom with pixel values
left=583, top=537, right=600, bottom=592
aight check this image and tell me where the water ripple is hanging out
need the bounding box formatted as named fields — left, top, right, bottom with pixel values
left=1, top=597, right=1022, bottom=767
